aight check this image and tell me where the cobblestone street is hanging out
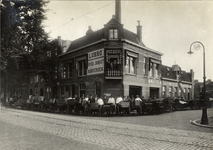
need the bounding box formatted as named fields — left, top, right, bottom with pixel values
left=0, top=107, right=213, bottom=150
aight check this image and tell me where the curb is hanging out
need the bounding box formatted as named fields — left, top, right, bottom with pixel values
left=190, top=117, right=213, bottom=129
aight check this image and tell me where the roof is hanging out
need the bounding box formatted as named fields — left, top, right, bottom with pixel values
left=63, top=18, right=153, bottom=54
left=122, top=28, right=146, bottom=47
left=161, top=65, right=192, bottom=82
left=67, top=28, right=104, bottom=52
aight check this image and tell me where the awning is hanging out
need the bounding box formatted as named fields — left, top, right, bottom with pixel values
left=150, top=58, right=161, bottom=64
left=126, top=51, right=138, bottom=58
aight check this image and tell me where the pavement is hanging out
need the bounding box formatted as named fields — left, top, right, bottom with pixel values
left=0, top=106, right=213, bottom=150
left=191, top=116, right=213, bottom=128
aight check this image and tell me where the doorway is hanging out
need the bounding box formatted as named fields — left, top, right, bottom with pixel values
left=129, top=86, right=142, bottom=99
left=150, top=87, right=159, bottom=99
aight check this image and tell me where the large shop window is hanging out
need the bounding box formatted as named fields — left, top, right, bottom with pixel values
left=76, top=56, right=87, bottom=76
left=106, top=50, right=122, bottom=77
left=125, top=51, right=138, bottom=74
left=109, top=29, right=118, bottom=39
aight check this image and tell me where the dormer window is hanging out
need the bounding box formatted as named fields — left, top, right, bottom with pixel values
left=109, top=29, right=118, bottom=39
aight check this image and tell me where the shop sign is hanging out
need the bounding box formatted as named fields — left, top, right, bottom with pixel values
left=148, top=79, right=161, bottom=85
left=88, top=49, right=104, bottom=60
left=87, top=58, right=104, bottom=75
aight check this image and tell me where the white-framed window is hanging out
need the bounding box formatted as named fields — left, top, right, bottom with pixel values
left=154, top=64, right=159, bottom=78
left=125, top=51, right=138, bottom=74
left=109, top=29, right=118, bottom=39
left=149, top=62, right=153, bottom=77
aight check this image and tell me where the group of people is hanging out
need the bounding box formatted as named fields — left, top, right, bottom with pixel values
left=75, top=94, right=143, bottom=107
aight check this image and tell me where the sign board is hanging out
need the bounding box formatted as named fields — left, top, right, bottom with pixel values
left=88, top=49, right=104, bottom=60
left=87, top=49, right=104, bottom=75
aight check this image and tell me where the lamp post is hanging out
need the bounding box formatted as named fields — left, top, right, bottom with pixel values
left=188, top=41, right=208, bottom=125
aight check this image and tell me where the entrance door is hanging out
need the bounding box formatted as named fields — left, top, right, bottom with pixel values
left=150, top=87, right=159, bottom=99
left=129, top=86, right=142, bottom=99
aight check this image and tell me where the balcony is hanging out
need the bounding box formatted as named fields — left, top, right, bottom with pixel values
left=105, top=69, right=122, bottom=79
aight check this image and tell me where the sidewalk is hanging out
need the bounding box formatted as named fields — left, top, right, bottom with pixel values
left=191, top=116, right=213, bottom=128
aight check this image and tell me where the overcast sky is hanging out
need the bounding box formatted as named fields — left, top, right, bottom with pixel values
left=43, top=0, right=213, bottom=82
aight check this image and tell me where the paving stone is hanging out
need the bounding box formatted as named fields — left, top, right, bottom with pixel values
left=0, top=108, right=212, bottom=150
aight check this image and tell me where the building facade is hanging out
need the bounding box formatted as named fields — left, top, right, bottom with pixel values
left=161, top=64, right=194, bottom=100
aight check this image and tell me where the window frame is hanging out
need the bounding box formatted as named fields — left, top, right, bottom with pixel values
left=109, top=28, right=118, bottom=39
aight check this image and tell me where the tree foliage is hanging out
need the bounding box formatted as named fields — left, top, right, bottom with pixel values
left=1, top=0, right=53, bottom=99
left=1, top=0, right=49, bottom=72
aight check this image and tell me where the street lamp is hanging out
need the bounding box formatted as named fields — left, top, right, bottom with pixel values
left=188, top=41, right=208, bottom=125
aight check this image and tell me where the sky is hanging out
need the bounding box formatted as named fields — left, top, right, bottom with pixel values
left=43, top=0, right=213, bottom=82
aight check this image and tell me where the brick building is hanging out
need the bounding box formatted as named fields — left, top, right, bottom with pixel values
left=161, top=64, right=194, bottom=100
left=57, top=0, right=163, bottom=99
left=16, top=0, right=193, bottom=101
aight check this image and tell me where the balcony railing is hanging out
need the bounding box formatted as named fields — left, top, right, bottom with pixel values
left=105, top=69, right=122, bottom=79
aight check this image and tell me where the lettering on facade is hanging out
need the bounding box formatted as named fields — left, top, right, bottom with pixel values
left=148, top=79, right=161, bottom=85
left=88, top=49, right=104, bottom=60
left=88, top=50, right=104, bottom=75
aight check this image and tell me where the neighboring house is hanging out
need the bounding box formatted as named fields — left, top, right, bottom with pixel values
left=161, top=64, right=194, bottom=100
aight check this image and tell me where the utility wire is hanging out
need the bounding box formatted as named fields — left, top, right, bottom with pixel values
left=49, top=2, right=114, bottom=33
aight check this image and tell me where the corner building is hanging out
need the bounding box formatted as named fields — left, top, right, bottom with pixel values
left=58, top=3, right=163, bottom=99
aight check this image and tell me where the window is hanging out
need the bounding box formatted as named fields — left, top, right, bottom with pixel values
left=79, top=83, right=86, bottom=98
left=169, top=87, right=172, bottom=97
left=77, top=59, right=87, bottom=76
left=143, top=57, right=146, bottom=76
left=46, top=86, right=51, bottom=99
left=96, top=82, right=101, bottom=97
left=162, top=86, right=166, bottom=98
left=126, top=56, right=136, bottom=74
left=47, top=51, right=51, bottom=57
left=109, top=29, right=118, bottom=39
left=154, top=64, right=159, bottom=78
left=63, top=64, right=67, bottom=78
left=55, top=66, right=57, bottom=79
left=65, top=86, right=69, bottom=97
left=149, top=62, right=153, bottom=77
left=34, top=74, right=38, bottom=83
left=60, top=86, right=64, bottom=98
left=68, top=62, right=73, bottom=78
left=35, top=87, right=38, bottom=97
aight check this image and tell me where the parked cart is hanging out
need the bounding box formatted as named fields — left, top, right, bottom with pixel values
left=116, top=101, right=130, bottom=115
left=89, top=103, right=101, bottom=115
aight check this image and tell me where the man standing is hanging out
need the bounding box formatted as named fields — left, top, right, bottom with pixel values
left=108, top=95, right=115, bottom=105
left=116, top=95, right=123, bottom=104
left=89, top=94, right=95, bottom=103
left=135, top=95, right=142, bottom=102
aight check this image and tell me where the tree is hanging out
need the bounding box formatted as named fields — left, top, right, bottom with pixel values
left=1, top=0, right=50, bottom=102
